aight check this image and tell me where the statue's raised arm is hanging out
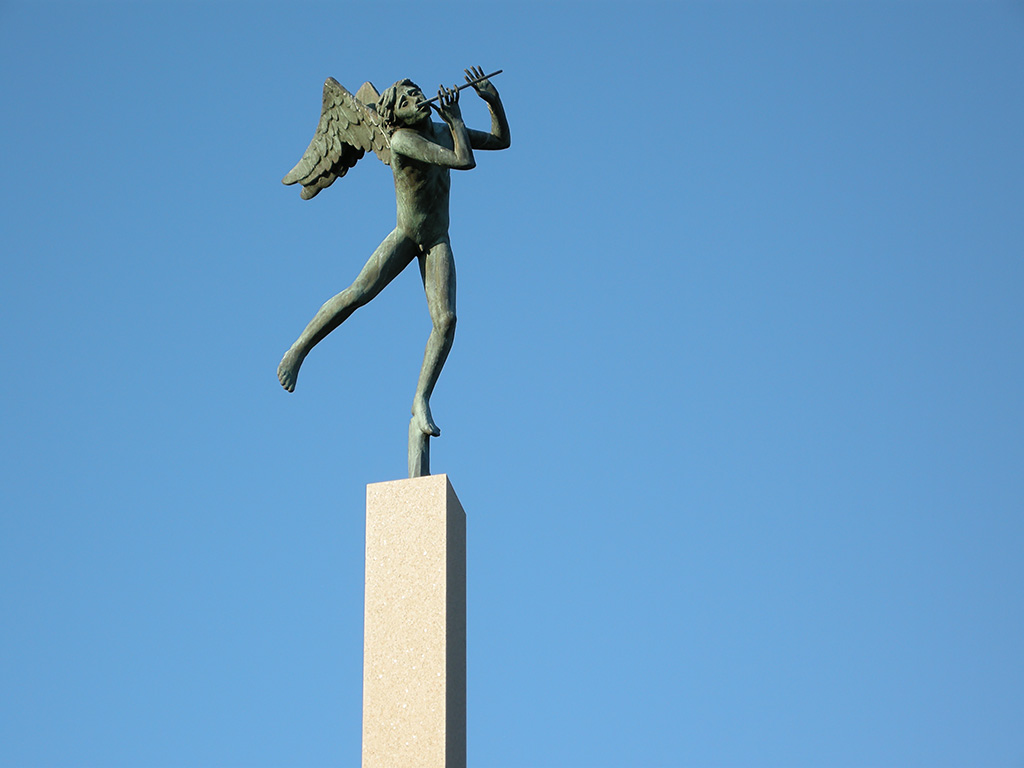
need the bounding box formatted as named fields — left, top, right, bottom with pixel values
left=460, top=66, right=511, bottom=151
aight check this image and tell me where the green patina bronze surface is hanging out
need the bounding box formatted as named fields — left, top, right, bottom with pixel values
left=277, top=67, right=510, bottom=477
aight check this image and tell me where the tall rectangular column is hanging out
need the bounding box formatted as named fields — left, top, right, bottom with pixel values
left=362, top=474, right=466, bottom=768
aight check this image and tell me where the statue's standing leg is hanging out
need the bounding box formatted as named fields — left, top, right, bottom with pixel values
left=278, top=230, right=416, bottom=392
left=410, top=239, right=457, bottom=439
left=408, top=418, right=430, bottom=478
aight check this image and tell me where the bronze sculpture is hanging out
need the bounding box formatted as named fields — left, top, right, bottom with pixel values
left=277, top=67, right=510, bottom=477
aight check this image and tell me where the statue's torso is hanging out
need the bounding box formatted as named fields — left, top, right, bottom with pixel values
left=391, top=122, right=453, bottom=249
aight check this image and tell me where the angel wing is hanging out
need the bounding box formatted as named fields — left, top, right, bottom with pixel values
left=282, top=78, right=391, bottom=200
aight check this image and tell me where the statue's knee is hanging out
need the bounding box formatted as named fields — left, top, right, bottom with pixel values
left=436, top=311, right=456, bottom=337
left=347, top=281, right=373, bottom=309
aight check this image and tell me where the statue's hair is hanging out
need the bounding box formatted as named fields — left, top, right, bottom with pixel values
left=376, top=78, right=416, bottom=134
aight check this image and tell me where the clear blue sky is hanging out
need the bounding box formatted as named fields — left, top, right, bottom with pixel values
left=2, top=2, right=1023, bottom=766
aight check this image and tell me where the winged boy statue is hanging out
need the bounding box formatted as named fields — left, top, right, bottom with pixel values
left=277, top=66, right=510, bottom=476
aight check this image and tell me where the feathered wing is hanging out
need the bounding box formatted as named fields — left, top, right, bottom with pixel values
left=354, top=81, right=392, bottom=165
left=282, top=78, right=390, bottom=200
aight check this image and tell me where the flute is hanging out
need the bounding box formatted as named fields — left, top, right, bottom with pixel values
left=425, top=69, right=503, bottom=105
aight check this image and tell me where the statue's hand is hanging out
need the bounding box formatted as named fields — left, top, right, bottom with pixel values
left=465, top=65, right=499, bottom=102
left=435, top=84, right=463, bottom=124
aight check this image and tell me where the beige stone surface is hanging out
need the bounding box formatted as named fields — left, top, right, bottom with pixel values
left=362, top=474, right=466, bottom=768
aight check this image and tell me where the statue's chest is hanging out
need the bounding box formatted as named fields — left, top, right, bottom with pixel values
left=396, top=161, right=450, bottom=200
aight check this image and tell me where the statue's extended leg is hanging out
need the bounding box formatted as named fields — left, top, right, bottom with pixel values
left=278, top=230, right=416, bottom=392
left=411, top=239, right=457, bottom=437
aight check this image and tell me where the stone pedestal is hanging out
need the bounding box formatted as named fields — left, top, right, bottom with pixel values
left=362, top=474, right=466, bottom=768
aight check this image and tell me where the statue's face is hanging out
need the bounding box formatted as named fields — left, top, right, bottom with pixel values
left=393, top=83, right=430, bottom=127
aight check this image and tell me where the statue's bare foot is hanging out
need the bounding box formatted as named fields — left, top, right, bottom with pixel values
left=412, top=398, right=441, bottom=437
left=277, top=346, right=306, bottom=392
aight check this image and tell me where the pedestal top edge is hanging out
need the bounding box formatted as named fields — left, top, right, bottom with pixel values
left=366, top=473, right=452, bottom=491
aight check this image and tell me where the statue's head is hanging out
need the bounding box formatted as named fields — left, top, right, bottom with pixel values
left=377, top=79, right=430, bottom=132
